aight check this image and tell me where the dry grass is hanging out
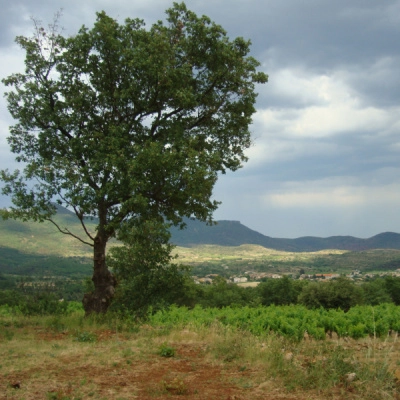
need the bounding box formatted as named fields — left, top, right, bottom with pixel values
left=1, top=313, right=399, bottom=400
left=174, top=244, right=347, bottom=264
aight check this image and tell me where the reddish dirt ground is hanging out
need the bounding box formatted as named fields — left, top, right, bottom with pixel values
left=1, top=329, right=398, bottom=400
left=1, top=343, right=308, bottom=400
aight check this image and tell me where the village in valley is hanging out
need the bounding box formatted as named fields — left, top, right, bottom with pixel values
left=192, top=269, right=400, bottom=286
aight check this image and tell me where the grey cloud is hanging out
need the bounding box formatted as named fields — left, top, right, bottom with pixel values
left=1, top=0, right=400, bottom=237
left=233, top=124, right=400, bottom=194
left=340, top=58, right=400, bottom=108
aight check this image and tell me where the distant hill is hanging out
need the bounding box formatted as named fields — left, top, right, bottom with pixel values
left=0, top=207, right=95, bottom=258
left=0, top=245, right=91, bottom=277
left=2, top=206, right=400, bottom=252
left=170, top=219, right=400, bottom=252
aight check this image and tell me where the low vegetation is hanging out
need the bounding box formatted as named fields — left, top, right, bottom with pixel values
left=1, top=306, right=399, bottom=399
left=2, top=274, right=400, bottom=320
left=2, top=247, right=400, bottom=399
left=2, top=213, right=400, bottom=397
left=175, top=245, right=400, bottom=276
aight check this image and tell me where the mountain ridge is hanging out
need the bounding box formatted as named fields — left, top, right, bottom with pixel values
left=170, top=219, right=400, bottom=252
left=2, top=205, right=400, bottom=252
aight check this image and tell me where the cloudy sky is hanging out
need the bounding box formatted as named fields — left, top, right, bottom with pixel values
left=1, top=0, right=400, bottom=239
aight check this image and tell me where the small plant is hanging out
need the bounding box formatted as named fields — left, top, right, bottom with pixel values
left=158, top=342, right=175, bottom=357
left=2, top=329, right=14, bottom=341
left=162, top=377, right=187, bottom=395
left=74, top=331, right=97, bottom=343
left=210, top=330, right=247, bottom=362
left=122, top=348, right=134, bottom=358
left=47, top=316, right=66, bottom=332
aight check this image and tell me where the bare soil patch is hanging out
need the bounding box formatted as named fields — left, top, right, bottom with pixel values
left=1, top=325, right=399, bottom=400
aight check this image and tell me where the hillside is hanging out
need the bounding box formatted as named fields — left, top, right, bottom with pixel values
left=2, top=208, right=400, bottom=286
left=170, top=218, right=400, bottom=252
left=2, top=207, right=400, bottom=253
left=0, top=245, right=91, bottom=277
left=0, top=210, right=95, bottom=258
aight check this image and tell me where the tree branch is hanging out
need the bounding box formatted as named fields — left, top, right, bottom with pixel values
left=72, top=205, right=96, bottom=242
left=45, top=217, right=94, bottom=247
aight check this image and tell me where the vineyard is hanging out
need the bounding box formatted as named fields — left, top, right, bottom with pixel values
left=2, top=301, right=399, bottom=341
left=1, top=303, right=400, bottom=399
left=149, top=303, right=400, bottom=341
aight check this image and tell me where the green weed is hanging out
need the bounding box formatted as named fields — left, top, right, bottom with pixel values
left=158, top=342, right=175, bottom=357
left=74, top=331, right=97, bottom=343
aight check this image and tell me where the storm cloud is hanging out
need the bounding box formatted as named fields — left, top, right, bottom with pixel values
left=1, top=0, right=399, bottom=238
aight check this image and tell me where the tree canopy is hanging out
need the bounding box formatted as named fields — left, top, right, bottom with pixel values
left=1, top=3, right=267, bottom=313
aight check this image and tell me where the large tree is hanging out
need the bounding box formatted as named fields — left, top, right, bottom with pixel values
left=1, top=3, right=267, bottom=314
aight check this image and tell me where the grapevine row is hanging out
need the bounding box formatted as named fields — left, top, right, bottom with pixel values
left=149, top=304, right=400, bottom=340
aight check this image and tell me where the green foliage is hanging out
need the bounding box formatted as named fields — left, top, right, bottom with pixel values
left=0, top=5, right=268, bottom=314
left=1, top=3, right=267, bottom=312
left=0, top=273, right=16, bottom=290
left=66, top=301, right=84, bottom=314
left=0, top=290, right=68, bottom=315
left=0, top=290, right=24, bottom=307
left=257, top=276, right=306, bottom=306
left=196, top=278, right=260, bottom=308
left=150, top=303, right=400, bottom=340
left=108, top=219, right=191, bottom=318
left=158, top=342, right=175, bottom=357
left=298, top=277, right=364, bottom=311
left=0, top=246, right=92, bottom=277
left=361, top=278, right=393, bottom=305
left=0, top=310, right=396, bottom=398
left=21, top=292, right=69, bottom=315
left=74, top=331, right=97, bottom=343
left=383, top=276, right=400, bottom=305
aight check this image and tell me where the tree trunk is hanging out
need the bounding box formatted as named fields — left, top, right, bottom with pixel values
left=82, top=231, right=116, bottom=315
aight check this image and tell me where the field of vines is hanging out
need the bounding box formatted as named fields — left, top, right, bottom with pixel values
left=2, top=301, right=400, bottom=342
left=149, top=304, right=400, bottom=341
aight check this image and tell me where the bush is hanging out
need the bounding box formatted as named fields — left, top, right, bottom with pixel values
left=383, top=276, right=400, bottom=305
left=21, top=293, right=68, bottom=315
left=361, top=278, right=392, bottom=305
left=0, top=290, right=25, bottom=307
left=158, top=343, right=175, bottom=357
left=196, top=277, right=260, bottom=308
left=108, top=219, right=192, bottom=319
left=257, top=276, right=305, bottom=306
left=298, top=277, right=363, bottom=311
left=0, top=290, right=68, bottom=316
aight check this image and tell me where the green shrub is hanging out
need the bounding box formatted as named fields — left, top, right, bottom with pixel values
left=108, top=219, right=191, bottom=319
left=74, top=331, right=97, bottom=343
left=158, top=342, right=175, bottom=357
left=298, top=277, right=363, bottom=311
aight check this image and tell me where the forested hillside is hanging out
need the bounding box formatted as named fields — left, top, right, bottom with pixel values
left=170, top=218, right=400, bottom=251
left=2, top=206, right=400, bottom=253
